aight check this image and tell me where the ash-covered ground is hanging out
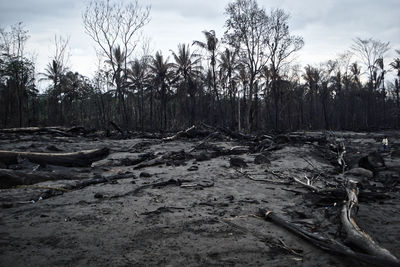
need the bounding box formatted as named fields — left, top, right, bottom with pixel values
left=0, top=130, right=399, bottom=266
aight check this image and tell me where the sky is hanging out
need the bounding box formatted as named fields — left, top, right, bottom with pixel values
left=0, top=0, right=399, bottom=85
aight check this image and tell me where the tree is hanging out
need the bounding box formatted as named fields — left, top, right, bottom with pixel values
left=265, top=8, right=304, bottom=129
left=83, top=0, right=150, bottom=127
left=224, top=0, right=271, bottom=131
left=303, top=65, right=320, bottom=128
left=390, top=50, right=400, bottom=126
left=219, top=48, right=239, bottom=129
left=193, top=30, right=221, bottom=120
left=171, top=44, right=203, bottom=125
left=149, top=51, right=174, bottom=130
left=0, top=23, right=36, bottom=127
left=105, top=45, right=130, bottom=124
left=351, top=37, right=390, bottom=90
left=39, top=35, right=69, bottom=124
left=126, top=57, right=150, bottom=131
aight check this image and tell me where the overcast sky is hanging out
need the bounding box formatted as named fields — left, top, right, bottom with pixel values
left=1, top=0, right=399, bottom=83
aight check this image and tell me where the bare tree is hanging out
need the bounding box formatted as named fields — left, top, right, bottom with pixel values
left=82, top=0, right=150, bottom=126
left=0, top=22, right=29, bottom=59
left=351, top=37, right=390, bottom=89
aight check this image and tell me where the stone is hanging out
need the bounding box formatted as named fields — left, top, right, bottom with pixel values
left=229, top=156, right=247, bottom=168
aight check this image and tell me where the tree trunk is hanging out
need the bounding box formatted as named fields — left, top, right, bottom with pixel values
left=0, top=148, right=109, bottom=167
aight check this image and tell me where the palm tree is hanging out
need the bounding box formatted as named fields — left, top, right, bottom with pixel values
left=126, top=57, right=150, bottom=131
left=149, top=51, right=174, bottom=130
left=105, top=45, right=129, bottom=126
left=390, top=50, right=400, bottom=79
left=350, top=62, right=362, bottom=88
left=171, top=44, right=203, bottom=125
left=303, top=65, right=321, bottom=128
left=219, top=48, right=239, bottom=129
left=40, top=59, right=66, bottom=124
left=193, top=30, right=222, bottom=119
left=390, top=50, right=400, bottom=125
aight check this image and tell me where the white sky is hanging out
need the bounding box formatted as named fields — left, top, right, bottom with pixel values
left=1, top=0, right=399, bottom=86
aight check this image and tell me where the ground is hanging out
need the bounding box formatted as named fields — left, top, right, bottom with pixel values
left=0, top=130, right=399, bottom=266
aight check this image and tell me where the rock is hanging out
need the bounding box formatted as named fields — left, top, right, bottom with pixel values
left=139, top=172, right=151, bottom=178
left=229, top=156, right=247, bottom=168
left=254, top=154, right=270, bottom=165
left=359, top=152, right=385, bottom=171
left=187, top=165, right=199, bottom=171
left=345, top=167, right=373, bottom=178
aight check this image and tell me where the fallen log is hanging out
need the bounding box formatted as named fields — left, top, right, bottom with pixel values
left=341, top=182, right=399, bottom=262
left=0, top=127, right=73, bottom=137
left=258, top=209, right=400, bottom=267
left=0, top=169, right=71, bottom=188
left=162, top=125, right=197, bottom=141
left=0, top=148, right=109, bottom=167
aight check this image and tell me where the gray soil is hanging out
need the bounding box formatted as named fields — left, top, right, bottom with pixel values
left=0, top=131, right=399, bottom=266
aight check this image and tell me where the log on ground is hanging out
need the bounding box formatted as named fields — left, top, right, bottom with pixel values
left=341, top=182, right=399, bottom=262
left=258, top=209, right=400, bottom=267
left=0, top=148, right=109, bottom=167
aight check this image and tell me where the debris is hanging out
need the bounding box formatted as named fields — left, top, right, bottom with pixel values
left=229, top=156, right=247, bottom=168
left=258, top=209, right=400, bottom=267
left=341, top=182, right=399, bottom=262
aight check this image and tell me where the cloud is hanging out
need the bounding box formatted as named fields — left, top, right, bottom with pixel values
left=0, top=0, right=399, bottom=82
left=0, top=0, right=83, bottom=25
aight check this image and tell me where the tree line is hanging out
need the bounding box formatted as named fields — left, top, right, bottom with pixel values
left=1, top=0, right=400, bottom=132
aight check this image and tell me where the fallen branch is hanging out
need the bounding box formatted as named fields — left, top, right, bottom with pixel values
left=162, top=125, right=196, bottom=141
left=0, top=147, right=109, bottom=167
left=0, top=126, right=74, bottom=137
left=293, top=176, right=320, bottom=192
left=341, top=182, right=399, bottom=262
left=258, top=209, right=400, bottom=267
